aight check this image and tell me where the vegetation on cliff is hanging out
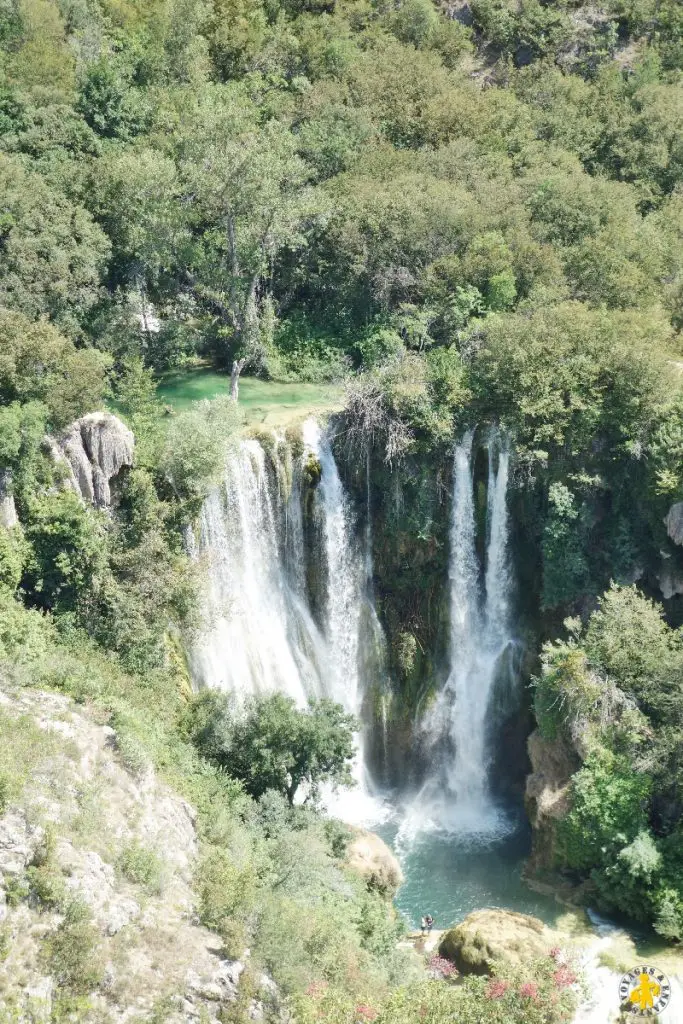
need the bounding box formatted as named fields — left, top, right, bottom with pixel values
left=534, top=585, right=683, bottom=940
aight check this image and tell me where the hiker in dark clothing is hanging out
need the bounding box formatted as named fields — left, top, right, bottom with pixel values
left=425, top=915, right=434, bottom=933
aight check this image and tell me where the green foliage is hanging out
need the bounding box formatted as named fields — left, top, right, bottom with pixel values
left=558, top=752, right=651, bottom=872
left=542, top=483, right=591, bottom=610
left=117, top=841, right=165, bottom=894
left=539, top=586, right=683, bottom=933
left=23, top=492, right=107, bottom=612
left=584, top=584, right=683, bottom=724
left=185, top=690, right=357, bottom=805
left=0, top=155, right=109, bottom=333
left=42, top=899, right=105, bottom=995
left=0, top=525, right=27, bottom=593
left=195, top=846, right=258, bottom=954
left=157, top=396, right=240, bottom=501
left=0, top=310, right=108, bottom=429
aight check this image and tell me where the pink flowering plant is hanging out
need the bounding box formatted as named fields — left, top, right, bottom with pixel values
left=427, top=954, right=458, bottom=979
left=293, top=951, right=582, bottom=1024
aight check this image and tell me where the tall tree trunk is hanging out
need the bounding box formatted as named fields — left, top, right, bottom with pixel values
left=230, top=357, right=247, bottom=401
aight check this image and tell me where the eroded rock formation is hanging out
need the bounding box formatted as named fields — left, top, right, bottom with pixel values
left=524, top=729, right=580, bottom=873
left=0, top=684, right=277, bottom=1023
left=49, top=412, right=134, bottom=507
left=665, top=503, right=683, bottom=547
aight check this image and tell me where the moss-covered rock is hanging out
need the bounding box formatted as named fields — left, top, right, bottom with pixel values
left=438, top=909, right=557, bottom=975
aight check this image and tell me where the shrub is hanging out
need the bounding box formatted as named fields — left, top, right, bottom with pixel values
left=42, top=900, right=104, bottom=994
left=195, top=847, right=257, bottom=956
left=0, top=526, right=27, bottom=593
left=117, top=841, right=165, bottom=895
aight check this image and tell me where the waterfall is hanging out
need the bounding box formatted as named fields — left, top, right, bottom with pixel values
left=189, top=418, right=388, bottom=824
left=302, top=422, right=390, bottom=823
left=303, top=419, right=363, bottom=712
left=446, top=431, right=512, bottom=808
left=187, top=439, right=326, bottom=704
left=405, top=427, right=515, bottom=836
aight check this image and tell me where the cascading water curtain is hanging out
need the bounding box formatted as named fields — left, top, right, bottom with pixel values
left=416, top=427, right=515, bottom=834
left=188, top=419, right=390, bottom=823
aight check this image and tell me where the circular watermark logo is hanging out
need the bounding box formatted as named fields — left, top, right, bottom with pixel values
left=619, top=965, right=671, bottom=1018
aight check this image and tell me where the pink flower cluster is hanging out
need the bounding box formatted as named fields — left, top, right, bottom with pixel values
left=305, top=981, right=329, bottom=998
left=355, top=1005, right=378, bottom=1021
left=485, top=979, right=510, bottom=1000
left=553, top=965, right=577, bottom=989
left=428, top=955, right=458, bottom=978
left=519, top=982, right=539, bottom=1001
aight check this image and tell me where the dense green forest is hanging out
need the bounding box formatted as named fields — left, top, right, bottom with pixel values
left=1, top=0, right=683, bottom=1019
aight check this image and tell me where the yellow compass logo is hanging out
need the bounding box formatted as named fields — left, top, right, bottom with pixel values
left=619, top=965, right=671, bottom=1018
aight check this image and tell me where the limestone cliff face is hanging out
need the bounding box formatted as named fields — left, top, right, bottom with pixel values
left=665, top=502, right=683, bottom=547
left=524, top=729, right=580, bottom=874
left=49, top=412, right=134, bottom=507
left=0, top=683, right=278, bottom=1023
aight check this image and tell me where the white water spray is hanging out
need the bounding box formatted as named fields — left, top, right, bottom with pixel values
left=302, top=421, right=390, bottom=824
left=303, top=419, right=363, bottom=712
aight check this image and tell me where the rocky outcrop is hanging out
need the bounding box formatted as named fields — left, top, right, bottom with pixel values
left=525, top=729, right=579, bottom=873
left=657, top=552, right=683, bottom=599
left=0, top=469, right=18, bottom=528
left=665, top=503, right=683, bottom=547
left=0, top=683, right=277, bottom=1023
left=438, top=909, right=557, bottom=975
left=48, top=411, right=134, bottom=507
left=345, top=827, right=403, bottom=896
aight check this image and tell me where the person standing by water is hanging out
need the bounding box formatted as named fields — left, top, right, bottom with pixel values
left=420, top=916, right=427, bottom=936
left=426, top=915, right=434, bottom=934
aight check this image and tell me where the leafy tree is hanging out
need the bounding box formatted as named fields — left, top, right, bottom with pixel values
left=584, top=585, right=683, bottom=724
left=0, top=309, right=108, bottom=429
left=542, top=483, right=592, bottom=609
left=176, top=89, right=317, bottom=385
left=185, top=690, right=357, bottom=805
left=77, top=55, right=147, bottom=140
left=22, top=492, right=107, bottom=612
left=0, top=524, right=27, bottom=592
left=0, top=155, right=110, bottom=332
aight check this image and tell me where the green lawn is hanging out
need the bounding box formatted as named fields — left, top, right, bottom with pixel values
left=157, top=368, right=344, bottom=427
